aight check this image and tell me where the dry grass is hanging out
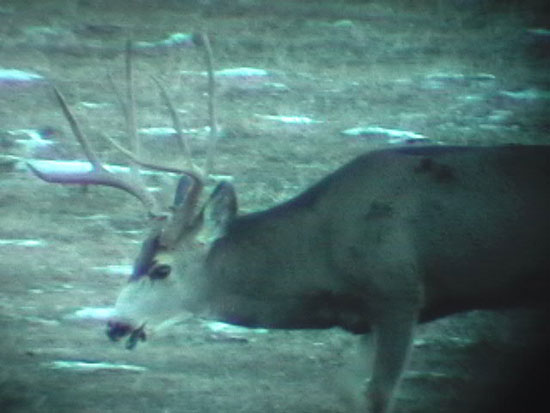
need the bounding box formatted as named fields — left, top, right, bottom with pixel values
left=0, top=1, right=548, bottom=412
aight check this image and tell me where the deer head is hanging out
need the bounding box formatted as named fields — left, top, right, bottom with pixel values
left=27, top=35, right=229, bottom=349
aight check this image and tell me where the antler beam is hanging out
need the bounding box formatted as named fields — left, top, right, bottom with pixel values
left=27, top=35, right=218, bottom=220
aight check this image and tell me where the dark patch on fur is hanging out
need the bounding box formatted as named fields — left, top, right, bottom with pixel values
left=347, top=246, right=363, bottom=260
left=365, top=201, right=393, bottom=220
left=414, top=157, right=456, bottom=183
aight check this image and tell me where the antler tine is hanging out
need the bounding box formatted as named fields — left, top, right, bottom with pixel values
left=151, top=76, right=194, bottom=170
left=125, top=40, right=141, bottom=164
left=53, top=87, right=101, bottom=169
left=202, top=33, right=218, bottom=176
left=147, top=33, right=217, bottom=180
left=27, top=86, right=164, bottom=219
left=104, top=42, right=205, bottom=187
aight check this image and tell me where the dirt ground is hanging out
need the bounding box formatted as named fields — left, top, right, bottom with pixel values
left=1, top=1, right=549, bottom=412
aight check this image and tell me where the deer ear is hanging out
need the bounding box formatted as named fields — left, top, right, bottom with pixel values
left=173, top=175, right=195, bottom=207
left=199, top=182, right=238, bottom=242
left=160, top=175, right=203, bottom=247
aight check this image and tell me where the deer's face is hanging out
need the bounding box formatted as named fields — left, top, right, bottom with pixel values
left=106, top=181, right=237, bottom=349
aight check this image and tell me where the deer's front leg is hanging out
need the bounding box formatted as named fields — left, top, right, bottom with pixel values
left=363, top=308, right=418, bottom=413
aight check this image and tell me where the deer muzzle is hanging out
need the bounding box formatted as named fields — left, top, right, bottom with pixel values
left=106, top=319, right=147, bottom=350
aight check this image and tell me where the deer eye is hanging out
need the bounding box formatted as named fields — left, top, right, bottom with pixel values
left=149, top=264, right=171, bottom=280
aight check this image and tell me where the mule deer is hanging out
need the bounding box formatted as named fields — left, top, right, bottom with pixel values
left=28, top=38, right=550, bottom=413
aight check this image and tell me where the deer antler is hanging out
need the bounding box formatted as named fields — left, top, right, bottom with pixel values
left=27, top=86, right=165, bottom=218
left=27, top=34, right=218, bottom=222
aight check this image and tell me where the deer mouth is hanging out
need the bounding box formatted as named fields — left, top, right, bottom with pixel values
left=107, top=320, right=147, bottom=350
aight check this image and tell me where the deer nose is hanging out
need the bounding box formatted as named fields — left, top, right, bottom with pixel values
left=106, top=319, right=133, bottom=342
left=107, top=319, right=147, bottom=350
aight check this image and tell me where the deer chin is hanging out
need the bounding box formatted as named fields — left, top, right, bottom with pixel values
left=106, top=310, right=194, bottom=350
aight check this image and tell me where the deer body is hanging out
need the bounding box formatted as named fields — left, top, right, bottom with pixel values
left=163, top=145, right=550, bottom=326
left=25, top=46, right=550, bottom=412
left=107, top=144, right=549, bottom=413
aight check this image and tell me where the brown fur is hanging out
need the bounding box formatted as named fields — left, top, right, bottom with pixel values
left=109, top=145, right=550, bottom=412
